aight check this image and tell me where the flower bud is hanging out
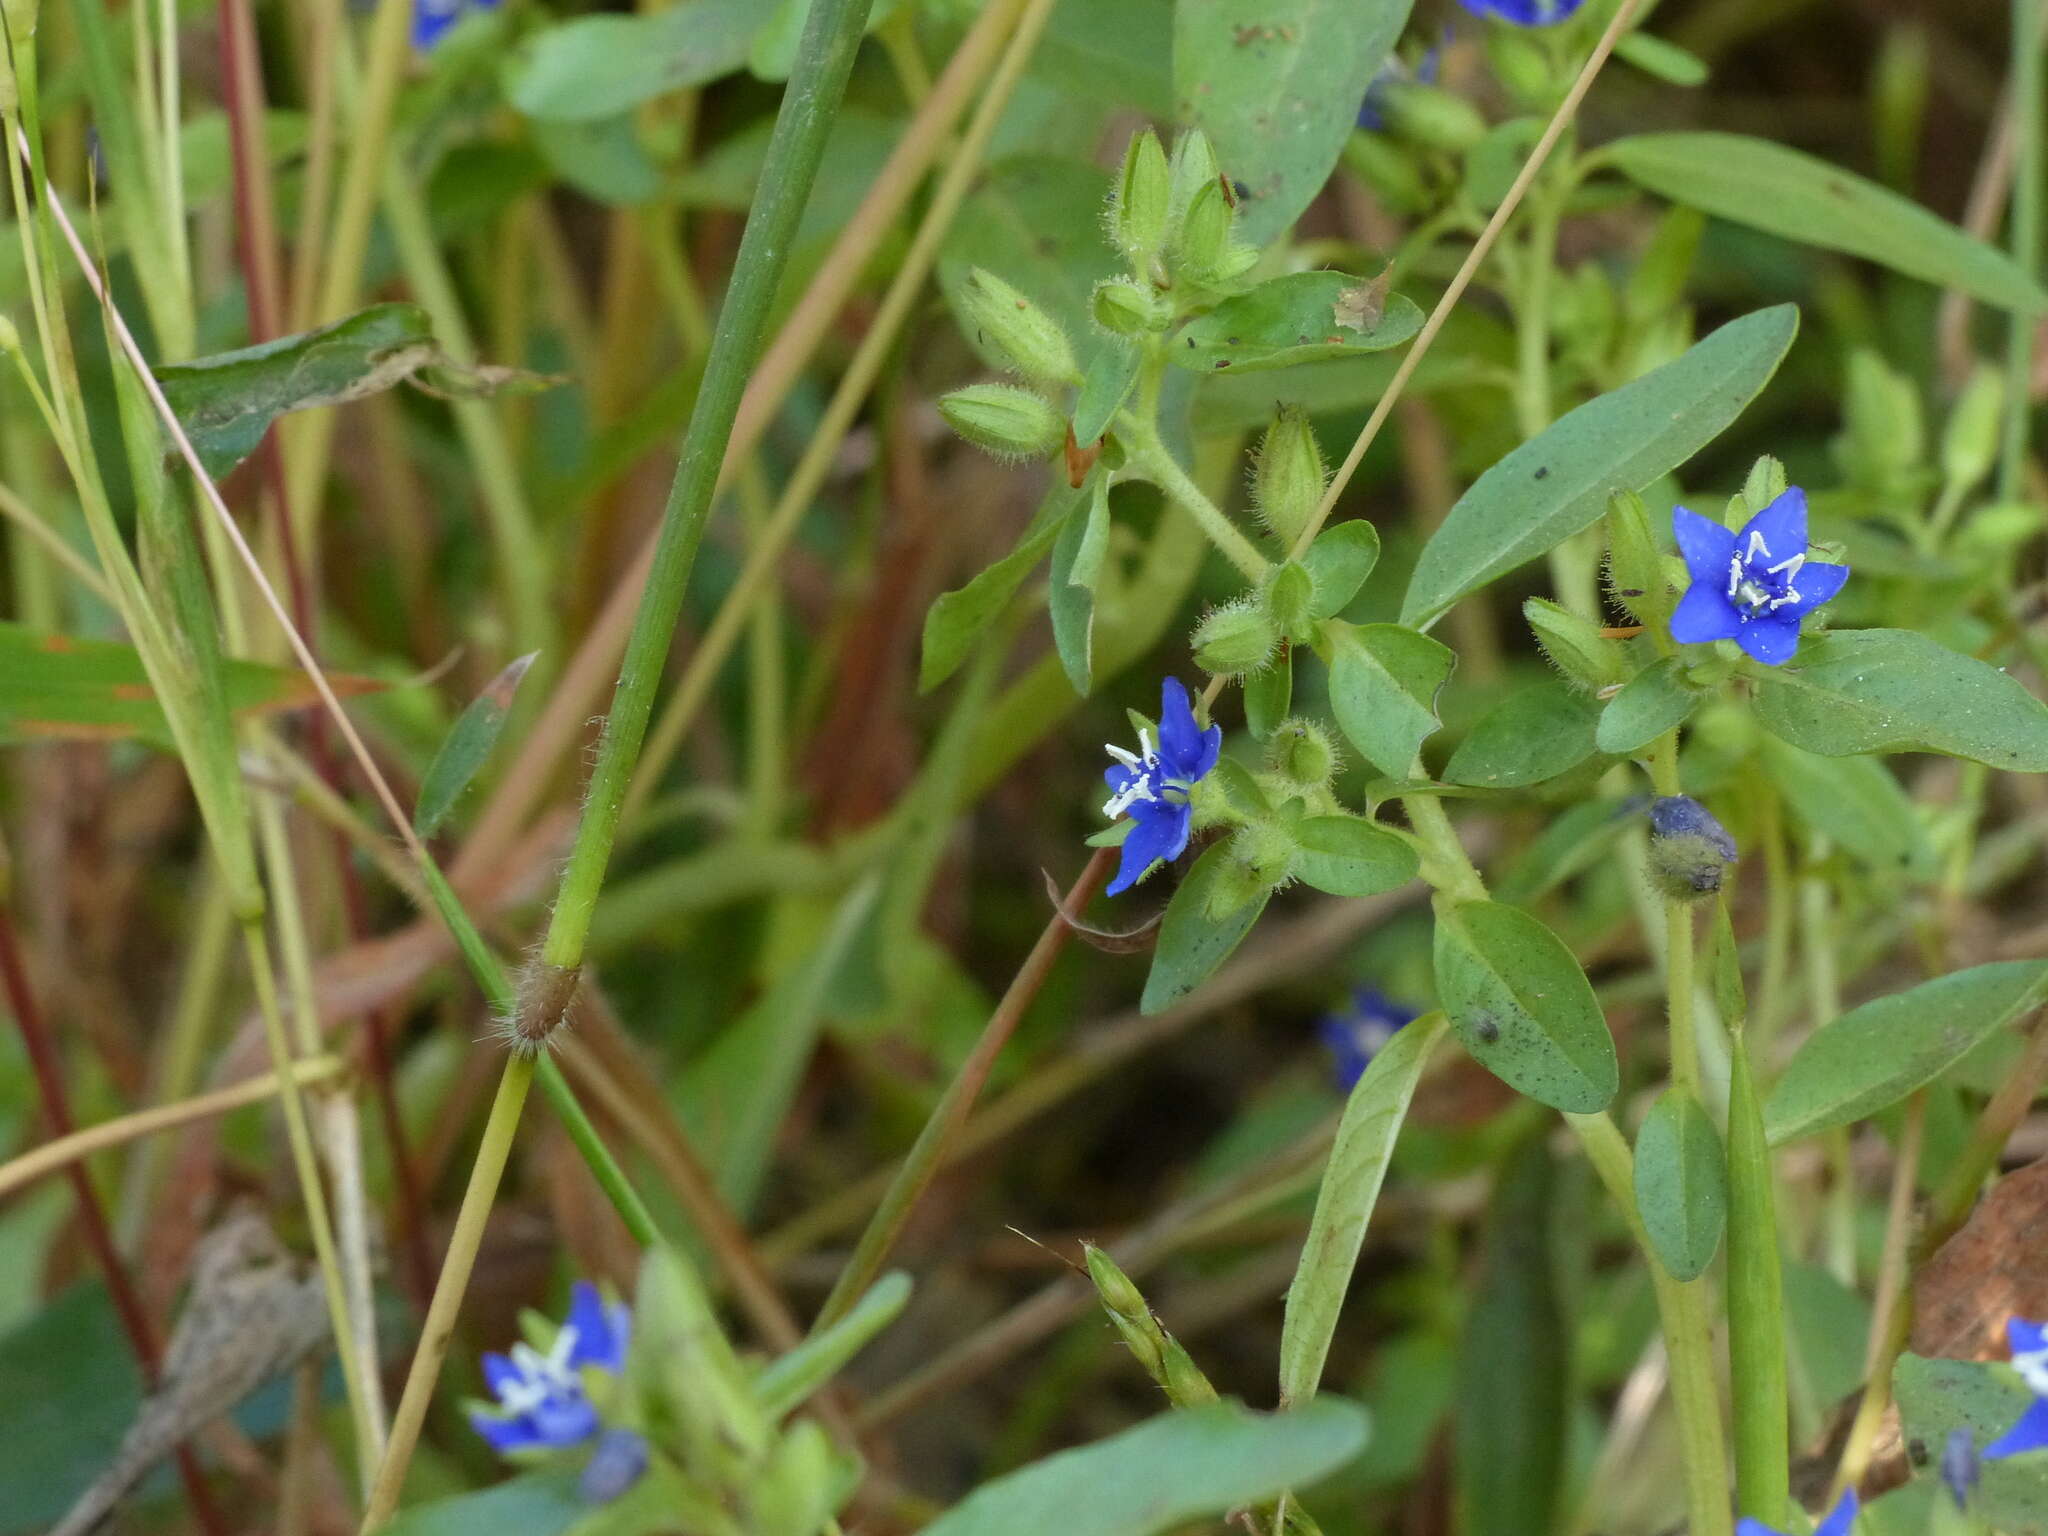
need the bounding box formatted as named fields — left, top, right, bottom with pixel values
left=958, top=267, right=1079, bottom=386
left=1377, top=81, right=1487, bottom=155
left=1173, top=178, right=1234, bottom=281
left=1250, top=405, right=1326, bottom=546
left=1112, top=129, right=1172, bottom=268
left=1166, top=129, right=1221, bottom=228
left=1647, top=795, right=1738, bottom=901
left=1266, top=717, right=1339, bottom=790
left=1486, top=27, right=1555, bottom=108
left=1739, top=454, right=1789, bottom=521
left=1085, top=1242, right=1150, bottom=1322
left=1941, top=1427, right=1980, bottom=1512
left=579, top=1428, right=650, bottom=1505
left=1604, top=489, right=1670, bottom=626
left=1940, top=366, right=2002, bottom=496
left=1206, top=823, right=1296, bottom=916
left=1524, top=597, right=1627, bottom=692
left=1264, top=560, right=1316, bottom=641
left=1159, top=1339, right=1220, bottom=1407
left=1092, top=276, right=1172, bottom=336
left=1191, top=597, right=1279, bottom=678
left=939, top=383, right=1064, bottom=462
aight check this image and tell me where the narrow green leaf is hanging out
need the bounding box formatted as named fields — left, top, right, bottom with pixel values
left=1324, top=620, right=1455, bottom=777
left=1443, top=680, right=1600, bottom=787
left=920, top=482, right=1082, bottom=693
left=1752, top=628, right=2048, bottom=770
left=1174, top=0, right=1416, bottom=247
left=1766, top=961, right=2048, bottom=1144
left=1593, top=656, right=1699, bottom=756
left=1170, top=274, right=1423, bottom=374
left=1141, top=841, right=1273, bottom=1015
left=1634, top=1090, right=1728, bottom=1282
left=1712, top=897, right=1747, bottom=1034
left=1400, top=306, right=1798, bottom=629
left=1758, top=735, right=1933, bottom=876
left=1608, top=132, right=2048, bottom=313
left=414, top=653, right=537, bottom=837
left=1074, top=344, right=1141, bottom=446
left=1433, top=898, right=1618, bottom=1113
left=919, top=1399, right=1370, bottom=1536
left=1613, top=32, right=1709, bottom=88
left=1281, top=1012, right=1448, bottom=1405
left=1300, top=520, right=1381, bottom=620
left=1049, top=474, right=1110, bottom=695
left=753, top=1271, right=912, bottom=1420
left=506, top=0, right=759, bottom=121
left=1293, top=815, right=1420, bottom=898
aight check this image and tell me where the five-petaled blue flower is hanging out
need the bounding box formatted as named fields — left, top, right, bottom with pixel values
left=1102, top=677, right=1221, bottom=897
left=1670, top=488, right=1849, bottom=665
left=413, top=0, right=500, bottom=50
left=1319, top=987, right=1418, bottom=1090
left=1986, top=1316, right=2048, bottom=1459
left=1456, top=0, right=1588, bottom=24
left=1736, top=1490, right=1859, bottom=1536
left=470, top=1280, right=631, bottom=1455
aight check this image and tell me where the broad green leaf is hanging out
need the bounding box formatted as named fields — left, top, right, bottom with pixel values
left=506, top=0, right=758, bottom=121
left=1033, top=0, right=1176, bottom=119
left=529, top=114, right=661, bottom=206
left=1281, top=1012, right=1448, bottom=1405
left=1049, top=475, right=1110, bottom=695
left=1593, top=656, right=1699, bottom=756
left=1175, top=0, right=1415, bottom=247
left=1608, top=133, right=2048, bottom=313
left=1244, top=648, right=1292, bottom=740
left=1142, top=841, right=1273, bottom=1015
left=1400, top=306, right=1798, bottom=629
left=940, top=158, right=1118, bottom=373
left=1433, top=899, right=1618, bottom=1113
left=1443, top=680, right=1599, bottom=787
left=1752, top=628, right=2048, bottom=770
left=1766, top=961, right=2048, bottom=1144
left=1456, top=1137, right=1568, bottom=1536
left=1170, top=274, right=1423, bottom=374
left=0, top=622, right=379, bottom=748
left=1633, top=1090, right=1728, bottom=1281
left=415, top=652, right=537, bottom=837
left=1894, top=1354, right=2048, bottom=1533
left=920, top=481, right=1083, bottom=693
left=381, top=1475, right=585, bottom=1536
left=1759, top=735, right=1933, bottom=876
left=919, top=1399, right=1370, bottom=1536
left=753, top=1272, right=911, bottom=1421
left=1293, top=815, right=1420, bottom=898
left=1300, top=520, right=1381, bottom=620
left=1324, top=620, right=1455, bottom=777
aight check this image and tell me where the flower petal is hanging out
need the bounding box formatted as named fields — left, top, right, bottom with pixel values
left=1987, top=1397, right=2048, bottom=1460
left=1106, top=804, right=1189, bottom=896
left=1814, top=1489, right=1860, bottom=1536
left=2012, top=1318, right=2048, bottom=1356
left=1780, top=559, right=1849, bottom=620
left=565, top=1281, right=622, bottom=1372
left=1743, top=486, right=1809, bottom=566
left=471, top=1408, right=540, bottom=1454
left=481, top=1351, right=522, bottom=1399
left=1672, top=505, right=1738, bottom=583
left=1156, top=677, right=1205, bottom=773
left=1734, top=1521, right=1787, bottom=1536
left=1669, top=581, right=1740, bottom=644
left=1736, top=613, right=1803, bottom=666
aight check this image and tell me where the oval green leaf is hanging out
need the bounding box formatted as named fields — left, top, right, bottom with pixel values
left=1634, top=1089, right=1728, bottom=1282
left=1433, top=899, right=1618, bottom=1113
left=1765, top=960, right=2048, bottom=1144
left=1443, top=680, right=1600, bottom=788
left=1171, top=274, right=1423, bottom=374
left=1608, top=132, right=2048, bottom=313
left=1400, top=306, right=1798, bottom=629
left=1593, top=656, right=1700, bottom=756
left=920, top=1399, right=1371, bottom=1536
left=1324, top=620, right=1455, bottom=778
left=1301, top=520, right=1382, bottom=620
left=1293, top=814, right=1421, bottom=898
left=1141, top=841, right=1274, bottom=1015
left=1751, top=628, right=2048, bottom=770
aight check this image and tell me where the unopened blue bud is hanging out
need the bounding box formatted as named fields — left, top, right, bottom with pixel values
left=580, top=1427, right=650, bottom=1504
left=1647, top=795, right=1738, bottom=900
left=1942, top=1427, right=1980, bottom=1510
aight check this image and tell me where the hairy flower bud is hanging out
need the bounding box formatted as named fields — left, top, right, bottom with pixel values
left=1647, top=795, right=1738, bottom=901
left=1166, top=129, right=1221, bottom=228
left=1604, top=489, right=1670, bottom=626
left=958, top=267, right=1079, bottom=386
left=1112, top=129, right=1172, bottom=269
left=1524, top=596, right=1627, bottom=691
left=1739, top=454, right=1789, bottom=521
left=1264, top=561, right=1316, bottom=641
left=939, top=384, right=1064, bottom=462
left=1191, top=598, right=1279, bottom=678
left=1093, top=276, right=1172, bottom=336
left=1250, top=405, right=1326, bottom=546
left=1267, top=717, right=1339, bottom=790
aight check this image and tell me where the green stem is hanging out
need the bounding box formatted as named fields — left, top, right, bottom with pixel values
left=1725, top=1031, right=1791, bottom=1526
left=535, top=0, right=873, bottom=986
left=2001, top=0, right=2042, bottom=501
left=1124, top=420, right=1272, bottom=583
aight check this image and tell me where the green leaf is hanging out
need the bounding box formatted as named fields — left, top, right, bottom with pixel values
left=1049, top=474, right=1110, bottom=695
left=1293, top=815, right=1421, bottom=898
left=506, top=0, right=758, bottom=121
left=1074, top=344, right=1141, bottom=446
left=414, top=652, right=537, bottom=837
left=1633, top=1090, right=1728, bottom=1281
left=1894, top=1354, right=2048, bottom=1532
left=1613, top=32, right=1709, bottom=88
left=754, top=1271, right=912, bottom=1421
left=1170, top=274, right=1424, bottom=374
left=1033, top=0, right=1176, bottom=119
left=1142, top=841, right=1274, bottom=1015
left=1244, top=647, right=1292, bottom=740
left=1433, top=899, right=1618, bottom=1113
left=1174, top=0, right=1416, bottom=247
left=1324, top=620, right=1455, bottom=777
left=1443, top=680, right=1599, bottom=787
left=1607, top=132, right=2048, bottom=313
left=1400, top=306, right=1798, bottom=629
left=919, top=1399, right=1370, bottom=1536
left=1281, top=1012, right=1448, bottom=1405
left=381, top=1475, right=585, bottom=1536
left=1752, top=628, right=2048, bottom=770
left=920, top=482, right=1083, bottom=693
left=1766, top=961, right=2048, bottom=1144
left=1495, top=796, right=1633, bottom=904
left=1593, top=656, right=1699, bottom=756
left=940, top=158, right=1119, bottom=373
left=1300, top=520, right=1381, bottom=620
left=1758, top=735, right=1933, bottom=876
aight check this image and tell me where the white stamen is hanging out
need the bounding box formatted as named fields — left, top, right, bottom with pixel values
left=1744, top=530, right=1770, bottom=562
left=1765, top=551, right=1805, bottom=580
left=1726, top=554, right=1742, bottom=599
left=1138, top=727, right=1157, bottom=765
left=1103, top=774, right=1159, bottom=819
left=1104, top=744, right=1141, bottom=767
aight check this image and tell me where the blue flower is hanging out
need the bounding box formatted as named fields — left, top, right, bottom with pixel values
left=1319, top=987, right=1418, bottom=1089
left=412, top=0, right=500, bottom=50
left=1736, top=1490, right=1859, bottom=1536
left=469, top=1281, right=631, bottom=1456
left=1358, top=41, right=1443, bottom=131
left=1456, top=0, right=1588, bottom=24
left=1101, top=677, right=1221, bottom=896
left=1986, top=1316, right=2048, bottom=1459
left=1669, top=488, right=1850, bottom=666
